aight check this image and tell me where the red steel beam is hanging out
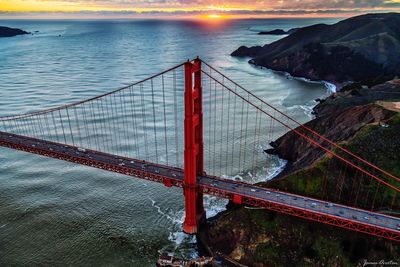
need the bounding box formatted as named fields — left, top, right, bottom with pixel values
left=183, top=58, right=206, bottom=234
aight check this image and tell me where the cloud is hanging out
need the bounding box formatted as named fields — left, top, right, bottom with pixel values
left=0, top=0, right=399, bottom=17
left=0, top=8, right=394, bottom=16
left=5, top=0, right=400, bottom=9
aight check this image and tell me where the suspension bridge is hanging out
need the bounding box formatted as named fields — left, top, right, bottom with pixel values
left=0, top=58, right=399, bottom=241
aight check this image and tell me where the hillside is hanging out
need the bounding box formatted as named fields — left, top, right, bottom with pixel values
left=200, top=80, right=400, bottom=266
left=232, top=13, right=400, bottom=88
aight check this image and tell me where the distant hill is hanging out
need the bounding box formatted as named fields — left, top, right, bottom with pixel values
left=0, top=26, right=29, bottom=38
left=232, top=13, right=400, bottom=88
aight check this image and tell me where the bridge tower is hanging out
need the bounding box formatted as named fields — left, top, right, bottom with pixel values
left=183, top=58, right=206, bottom=234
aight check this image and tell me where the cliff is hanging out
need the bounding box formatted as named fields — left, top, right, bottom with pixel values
left=232, top=13, right=400, bottom=88
left=201, top=80, right=400, bottom=266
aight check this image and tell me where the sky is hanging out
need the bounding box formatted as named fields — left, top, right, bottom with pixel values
left=1, top=0, right=400, bottom=19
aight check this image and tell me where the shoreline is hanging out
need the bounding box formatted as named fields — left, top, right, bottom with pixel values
left=249, top=60, right=338, bottom=94
left=247, top=60, right=338, bottom=120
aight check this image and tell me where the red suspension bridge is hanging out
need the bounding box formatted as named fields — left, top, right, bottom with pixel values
left=0, top=58, right=399, bottom=241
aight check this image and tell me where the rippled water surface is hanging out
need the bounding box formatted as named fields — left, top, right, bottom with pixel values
left=0, top=18, right=339, bottom=266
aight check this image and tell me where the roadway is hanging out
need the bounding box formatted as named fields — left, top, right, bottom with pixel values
left=199, top=176, right=400, bottom=231
left=0, top=131, right=399, bottom=240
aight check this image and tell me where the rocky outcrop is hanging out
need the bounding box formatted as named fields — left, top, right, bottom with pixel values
left=232, top=45, right=263, bottom=57
left=0, top=26, right=29, bottom=38
left=258, top=28, right=298, bottom=35
left=232, top=13, right=400, bottom=88
left=258, top=29, right=287, bottom=35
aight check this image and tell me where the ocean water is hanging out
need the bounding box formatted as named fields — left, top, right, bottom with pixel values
left=0, top=18, right=339, bottom=266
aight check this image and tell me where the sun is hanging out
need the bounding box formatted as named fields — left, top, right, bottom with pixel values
left=207, top=14, right=222, bottom=19
left=196, top=13, right=227, bottom=22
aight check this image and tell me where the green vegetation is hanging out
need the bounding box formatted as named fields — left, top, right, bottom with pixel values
left=249, top=209, right=278, bottom=231
left=267, top=108, right=400, bottom=210
left=344, top=112, right=400, bottom=178
left=253, top=243, right=281, bottom=264
left=267, top=167, right=324, bottom=198
left=312, top=237, right=352, bottom=267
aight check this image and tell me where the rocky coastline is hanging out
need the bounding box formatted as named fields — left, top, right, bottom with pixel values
left=232, top=13, right=400, bottom=90
left=199, top=12, right=400, bottom=266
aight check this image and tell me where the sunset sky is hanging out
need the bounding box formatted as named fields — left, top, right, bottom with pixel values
left=1, top=0, right=400, bottom=19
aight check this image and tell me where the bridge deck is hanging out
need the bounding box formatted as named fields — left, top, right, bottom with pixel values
left=1, top=131, right=399, bottom=241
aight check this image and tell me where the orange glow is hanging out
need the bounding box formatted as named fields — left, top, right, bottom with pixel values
left=208, top=14, right=222, bottom=19
left=196, top=13, right=228, bottom=20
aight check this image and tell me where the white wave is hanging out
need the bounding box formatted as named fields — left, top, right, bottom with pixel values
left=288, top=75, right=337, bottom=95
left=149, top=198, right=198, bottom=258
left=265, top=158, right=287, bottom=181
left=232, top=175, right=243, bottom=182
left=299, top=104, right=315, bottom=119
left=204, top=196, right=229, bottom=218
left=322, top=81, right=337, bottom=93
left=149, top=198, right=177, bottom=224
left=262, top=66, right=337, bottom=95
left=151, top=194, right=228, bottom=258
